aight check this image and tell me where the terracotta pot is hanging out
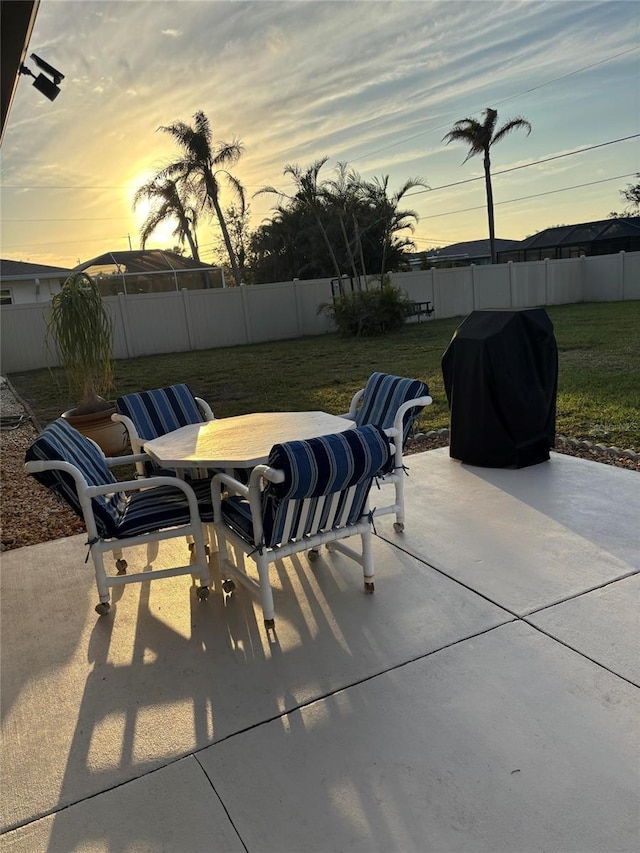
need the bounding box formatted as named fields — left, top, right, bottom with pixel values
left=61, top=406, right=129, bottom=457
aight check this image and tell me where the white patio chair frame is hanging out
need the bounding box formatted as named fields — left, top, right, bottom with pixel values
left=342, top=377, right=432, bottom=532
left=212, top=426, right=392, bottom=632
left=26, top=443, right=211, bottom=616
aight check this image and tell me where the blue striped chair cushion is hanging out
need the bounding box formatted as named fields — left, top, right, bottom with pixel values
left=116, top=384, right=204, bottom=440
left=355, top=372, right=429, bottom=445
left=116, top=384, right=209, bottom=478
left=117, top=477, right=214, bottom=537
left=26, top=419, right=215, bottom=539
left=258, top=424, right=391, bottom=547
left=25, top=419, right=124, bottom=538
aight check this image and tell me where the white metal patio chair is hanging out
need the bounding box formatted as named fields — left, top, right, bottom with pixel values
left=212, top=424, right=393, bottom=631
left=341, top=371, right=432, bottom=532
left=25, top=418, right=213, bottom=615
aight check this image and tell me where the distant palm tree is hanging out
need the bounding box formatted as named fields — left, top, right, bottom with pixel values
left=364, top=174, right=428, bottom=280
left=443, top=107, right=531, bottom=263
left=158, top=111, right=246, bottom=286
left=257, top=157, right=343, bottom=281
left=133, top=177, right=200, bottom=261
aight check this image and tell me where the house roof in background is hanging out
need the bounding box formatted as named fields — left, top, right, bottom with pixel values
left=74, top=250, right=220, bottom=274
left=514, top=217, right=640, bottom=249
left=420, top=238, right=518, bottom=260
left=0, top=258, right=73, bottom=280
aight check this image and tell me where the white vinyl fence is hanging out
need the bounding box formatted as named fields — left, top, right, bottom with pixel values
left=1, top=251, right=638, bottom=374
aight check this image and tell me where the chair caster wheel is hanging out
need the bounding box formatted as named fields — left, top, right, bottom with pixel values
left=222, top=579, right=236, bottom=594
left=188, top=542, right=196, bottom=552
left=393, top=522, right=405, bottom=533
left=95, top=601, right=111, bottom=615
left=197, top=586, right=210, bottom=601
left=116, top=559, right=127, bottom=574
left=264, top=617, right=275, bottom=631
left=308, top=548, right=320, bottom=562
left=364, top=581, right=375, bottom=594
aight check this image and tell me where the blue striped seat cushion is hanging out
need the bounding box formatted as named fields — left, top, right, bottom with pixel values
left=117, top=477, right=214, bottom=537
left=26, top=419, right=214, bottom=539
left=355, top=372, right=429, bottom=445
left=221, top=425, right=391, bottom=548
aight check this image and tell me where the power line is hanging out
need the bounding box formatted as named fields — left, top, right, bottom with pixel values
left=405, top=134, right=640, bottom=197
left=349, top=46, right=639, bottom=163
left=3, top=134, right=635, bottom=230
left=0, top=234, right=128, bottom=250
left=3, top=217, right=129, bottom=222
left=418, top=173, right=637, bottom=221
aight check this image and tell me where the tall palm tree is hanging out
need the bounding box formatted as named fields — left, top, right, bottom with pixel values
left=158, top=111, right=246, bottom=286
left=443, top=107, right=531, bottom=263
left=133, top=177, right=200, bottom=261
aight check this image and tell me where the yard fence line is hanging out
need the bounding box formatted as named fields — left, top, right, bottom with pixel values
left=1, top=251, right=638, bottom=374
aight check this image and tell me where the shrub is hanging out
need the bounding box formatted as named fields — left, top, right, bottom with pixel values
left=319, top=281, right=410, bottom=336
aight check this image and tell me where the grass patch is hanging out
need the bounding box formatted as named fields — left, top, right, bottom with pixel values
left=8, top=301, right=640, bottom=451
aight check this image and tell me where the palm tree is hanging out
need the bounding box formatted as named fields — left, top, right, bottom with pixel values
left=133, top=177, right=200, bottom=261
left=364, top=175, right=428, bottom=281
left=157, top=111, right=246, bottom=286
left=443, top=107, right=531, bottom=263
left=257, top=157, right=343, bottom=281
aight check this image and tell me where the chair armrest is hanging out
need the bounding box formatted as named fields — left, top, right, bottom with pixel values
left=111, top=412, right=144, bottom=454
left=86, top=475, right=199, bottom=498
left=195, top=397, right=215, bottom=422
left=392, top=395, right=433, bottom=440
left=345, top=387, right=365, bottom=420
left=105, top=452, right=150, bottom=468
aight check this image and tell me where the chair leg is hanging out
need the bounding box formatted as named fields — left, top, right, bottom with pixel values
left=113, top=547, right=127, bottom=574
left=361, top=529, right=375, bottom=593
left=393, top=473, right=405, bottom=533
left=256, top=553, right=275, bottom=630
left=91, top=549, right=111, bottom=615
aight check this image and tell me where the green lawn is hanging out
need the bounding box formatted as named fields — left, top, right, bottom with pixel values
left=8, top=301, right=640, bottom=450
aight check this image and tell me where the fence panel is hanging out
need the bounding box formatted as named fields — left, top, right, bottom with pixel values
left=548, top=258, right=583, bottom=304
left=623, top=252, right=640, bottom=300
left=185, top=287, right=248, bottom=350
left=583, top=254, right=622, bottom=302
left=2, top=252, right=638, bottom=374
left=473, top=264, right=511, bottom=309
left=432, top=267, right=474, bottom=318
left=510, top=261, right=546, bottom=307
left=0, top=302, right=50, bottom=372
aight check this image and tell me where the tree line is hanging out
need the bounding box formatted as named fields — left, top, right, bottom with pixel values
left=134, top=108, right=534, bottom=285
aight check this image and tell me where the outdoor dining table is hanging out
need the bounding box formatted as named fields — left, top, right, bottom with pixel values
left=142, top=410, right=355, bottom=471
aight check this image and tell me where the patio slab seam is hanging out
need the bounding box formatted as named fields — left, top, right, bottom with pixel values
left=0, top=617, right=517, bottom=837
left=379, top=534, right=640, bottom=689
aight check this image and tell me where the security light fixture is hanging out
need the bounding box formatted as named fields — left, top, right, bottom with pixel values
left=19, top=52, right=64, bottom=102
left=30, top=53, right=64, bottom=85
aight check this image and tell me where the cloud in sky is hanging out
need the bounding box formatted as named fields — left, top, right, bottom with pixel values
left=1, top=0, right=637, bottom=266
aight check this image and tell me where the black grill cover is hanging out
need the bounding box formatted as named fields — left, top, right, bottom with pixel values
left=441, top=308, right=558, bottom=468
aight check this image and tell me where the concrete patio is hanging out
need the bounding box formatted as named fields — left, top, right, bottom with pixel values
left=1, top=448, right=638, bottom=852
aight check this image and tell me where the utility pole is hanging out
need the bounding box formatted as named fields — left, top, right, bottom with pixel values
left=122, top=234, right=132, bottom=250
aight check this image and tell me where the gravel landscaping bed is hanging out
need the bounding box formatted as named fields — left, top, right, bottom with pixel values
left=1, top=378, right=637, bottom=553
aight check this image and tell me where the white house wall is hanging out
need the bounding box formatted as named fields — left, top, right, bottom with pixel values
left=1, top=252, right=638, bottom=374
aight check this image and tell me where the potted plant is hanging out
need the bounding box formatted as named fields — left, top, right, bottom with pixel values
left=46, top=271, right=127, bottom=455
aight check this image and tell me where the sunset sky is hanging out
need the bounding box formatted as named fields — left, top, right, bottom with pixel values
left=1, top=0, right=638, bottom=270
